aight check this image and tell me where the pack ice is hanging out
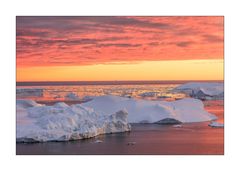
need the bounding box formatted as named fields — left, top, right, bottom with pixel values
left=173, top=82, right=224, bottom=100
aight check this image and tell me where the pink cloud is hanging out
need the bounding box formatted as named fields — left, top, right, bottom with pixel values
left=16, top=16, right=224, bottom=67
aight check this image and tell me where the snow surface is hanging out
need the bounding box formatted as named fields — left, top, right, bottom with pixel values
left=208, top=121, right=224, bottom=128
left=173, top=82, right=224, bottom=100
left=83, top=95, right=217, bottom=123
left=17, top=100, right=131, bottom=142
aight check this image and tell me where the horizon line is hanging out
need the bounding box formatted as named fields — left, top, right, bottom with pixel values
left=17, top=79, right=224, bottom=82
left=16, top=80, right=224, bottom=86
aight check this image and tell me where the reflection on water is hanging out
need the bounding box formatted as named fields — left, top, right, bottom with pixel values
left=16, top=84, right=186, bottom=102
left=16, top=122, right=224, bottom=155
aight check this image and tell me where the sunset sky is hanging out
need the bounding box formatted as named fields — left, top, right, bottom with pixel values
left=16, top=16, right=223, bottom=81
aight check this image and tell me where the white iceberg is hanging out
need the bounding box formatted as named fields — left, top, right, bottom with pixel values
left=94, top=139, right=103, bottom=143
left=16, top=100, right=131, bottom=142
left=17, top=99, right=43, bottom=108
left=173, top=82, right=224, bottom=100
left=65, top=92, right=80, bottom=100
left=16, top=95, right=218, bottom=142
left=82, top=95, right=95, bottom=101
left=172, top=124, right=183, bottom=128
left=208, top=121, right=224, bottom=128
left=82, top=95, right=217, bottom=123
left=139, top=92, right=158, bottom=97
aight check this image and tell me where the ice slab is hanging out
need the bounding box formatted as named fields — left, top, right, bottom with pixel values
left=83, top=95, right=217, bottom=123
left=139, top=92, right=158, bottom=97
left=17, top=88, right=44, bottom=97
left=65, top=92, right=80, bottom=100
left=173, top=82, right=224, bottom=100
left=16, top=100, right=131, bottom=142
left=208, top=121, right=224, bottom=128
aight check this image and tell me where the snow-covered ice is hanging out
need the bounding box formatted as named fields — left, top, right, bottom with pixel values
left=17, top=100, right=131, bottom=142
left=172, top=124, right=183, bottom=128
left=65, top=92, right=80, bottom=100
left=94, top=139, right=103, bottom=143
left=16, top=95, right=218, bottom=142
left=82, top=95, right=95, bottom=101
left=127, top=141, right=136, bottom=145
left=173, top=82, right=224, bottom=100
left=83, top=95, right=217, bottom=123
left=17, top=99, right=43, bottom=108
left=139, top=92, right=158, bottom=97
left=208, top=121, right=224, bottom=128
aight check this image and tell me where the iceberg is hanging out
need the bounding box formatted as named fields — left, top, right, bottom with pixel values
left=82, top=95, right=95, bottom=101
left=65, top=92, right=80, bottom=100
left=16, top=100, right=131, bottom=142
left=17, top=99, right=43, bottom=108
left=173, top=82, right=224, bottom=100
left=17, top=88, right=44, bottom=97
left=172, top=124, right=183, bottom=128
left=83, top=95, right=217, bottom=123
left=16, top=95, right=218, bottom=142
left=139, top=92, right=158, bottom=97
left=208, top=121, right=224, bottom=128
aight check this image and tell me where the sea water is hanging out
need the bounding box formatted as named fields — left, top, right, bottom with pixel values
left=16, top=81, right=191, bottom=102
left=16, top=81, right=224, bottom=154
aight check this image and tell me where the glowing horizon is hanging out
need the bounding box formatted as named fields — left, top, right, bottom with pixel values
left=16, top=16, right=224, bottom=81
left=17, top=59, right=223, bottom=81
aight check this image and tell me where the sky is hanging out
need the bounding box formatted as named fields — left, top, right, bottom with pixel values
left=16, top=16, right=224, bottom=81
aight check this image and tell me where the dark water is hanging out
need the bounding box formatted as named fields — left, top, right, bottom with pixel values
left=16, top=122, right=224, bottom=155
left=16, top=80, right=223, bottom=86
left=16, top=100, right=224, bottom=155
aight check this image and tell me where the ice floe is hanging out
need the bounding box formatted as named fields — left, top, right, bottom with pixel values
left=83, top=95, right=217, bottom=123
left=82, top=95, right=95, bottom=101
left=208, top=121, right=224, bottom=128
left=173, top=82, right=224, bottom=100
left=65, top=92, right=80, bottom=100
left=16, top=100, right=131, bottom=142
left=139, top=92, right=158, bottom=97
left=94, top=139, right=103, bottom=143
left=17, top=88, right=44, bottom=97
left=172, top=124, right=183, bottom=128
left=127, top=141, right=136, bottom=145
left=17, top=99, right=43, bottom=108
